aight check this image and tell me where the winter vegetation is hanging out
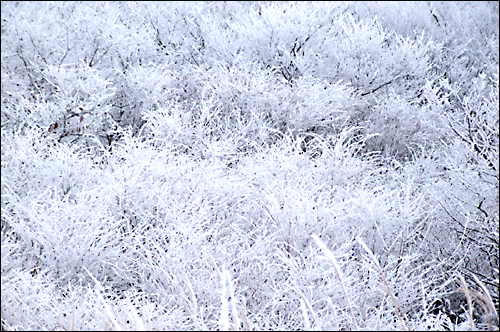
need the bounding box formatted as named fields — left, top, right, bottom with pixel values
left=1, top=1, right=499, bottom=330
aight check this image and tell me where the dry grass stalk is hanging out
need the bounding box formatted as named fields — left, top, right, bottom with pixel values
left=220, top=267, right=230, bottom=331
left=203, top=250, right=223, bottom=282
left=226, top=269, right=241, bottom=331
left=312, top=234, right=360, bottom=331
left=328, top=298, right=340, bottom=331
left=457, top=273, right=477, bottom=331
left=82, top=266, right=123, bottom=331
left=184, top=272, right=206, bottom=329
left=356, top=236, right=412, bottom=331
left=300, top=299, right=312, bottom=330
left=294, top=284, right=320, bottom=330
left=472, top=273, right=499, bottom=330
left=205, top=253, right=248, bottom=330
left=237, top=302, right=251, bottom=331
left=456, top=273, right=499, bottom=331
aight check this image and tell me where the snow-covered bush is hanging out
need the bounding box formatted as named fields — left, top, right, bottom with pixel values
left=2, top=1, right=498, bottom=330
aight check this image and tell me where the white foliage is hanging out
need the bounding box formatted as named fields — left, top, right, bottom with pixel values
left=2, top=1, right=498, bottom=331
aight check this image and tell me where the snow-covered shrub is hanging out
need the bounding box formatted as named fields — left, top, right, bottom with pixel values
left=434, top=70, right=499, bottom=316
left=2, top=1, right=498, bottom=330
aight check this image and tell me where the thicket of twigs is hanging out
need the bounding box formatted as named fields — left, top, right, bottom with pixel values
left=1, top=2, right=498, bottom=330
